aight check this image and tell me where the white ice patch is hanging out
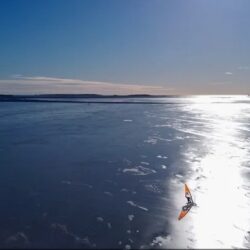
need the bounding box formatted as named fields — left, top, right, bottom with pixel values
left=121, top=188, right=129, bottom=192
left=77, top=183, right=93, bottom=189
left=156, top=155, right=168, bottom=159
left=144, top=184, right=162, bottom=194
left=175, top=136, right=184, bottom=140
left=161, top=165, right=167, bottom=169
left=154, top=124, right=172, bottom=128
left=96, top=217, right=104, bottom=222
left=153, top=136, right=173, bottom=142
left=51, top=223, right=95, bottom=247
left=61, top=180, right=71, bottom=185
left=150, top=234, right=172, bottom=247
left=5, top=232, right=30, bottom=247
left=144, top=138, right=157, bottom=144
left=127, top=201, right=148, bottom=211
left=141, top=161, right=150, bottom=165
left=123, top=158, right=132, bottom=166
left=123, top=119, right=133, bottom=122
left=128, top=215, right=135, bottom=221
left=107, top=223, right=112, bottom=229
left=123, top=165, right=156, bottom=176
left=175, top=174, right=183, bottom=179
left=104, top=191, right=113, bottom=196
left=125, top=244, right=131, bottom=249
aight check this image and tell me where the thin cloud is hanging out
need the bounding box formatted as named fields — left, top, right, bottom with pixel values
left=225, top=72, right=233, bottom=75
left=237, top=66, right=250, bottom=70
left=10, top=75, right=124, bottom=85
left=0, top=75, right=174, bottom=95
left=210, top=81, right=231, bottom=85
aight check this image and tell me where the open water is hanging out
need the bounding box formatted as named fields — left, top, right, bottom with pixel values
left=0, top=95, right=250, bottom=248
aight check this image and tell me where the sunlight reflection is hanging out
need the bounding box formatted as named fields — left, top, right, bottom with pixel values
left=169, top=96, right=250, bottom=248
left=191, top=99, right=250, bottom=248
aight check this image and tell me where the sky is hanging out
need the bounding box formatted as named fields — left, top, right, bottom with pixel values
left=0, top=0, right=250, bottom=95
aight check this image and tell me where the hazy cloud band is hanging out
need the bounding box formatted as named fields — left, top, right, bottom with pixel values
left=0, top=75, right=174, bottom=95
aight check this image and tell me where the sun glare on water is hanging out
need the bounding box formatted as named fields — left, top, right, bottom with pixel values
left=167, top=96, right=250, bottom=248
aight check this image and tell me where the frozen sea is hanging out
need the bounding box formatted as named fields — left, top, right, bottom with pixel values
left=0, top=95, right=250, bottom=249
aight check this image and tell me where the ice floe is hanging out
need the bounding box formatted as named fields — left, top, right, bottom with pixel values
left=50, top=223, right=95, bottom=247
left=150, top=234, right=172, bottom=247
left=125, top=244, right=131, bottom=249
left=123, top=165, right=156, bottom=176
left=144, top=184, right=162, bottom=194
left=121, top=188, right=129, bottom=192
left=96, top=217, right=104, bottom=222
left=144, top=138, right=157, bottom=144
left=61, top=180, right=71, bottom=185
left=175, top=174, right=183, bottom=179
left=104, top=191, right=113, bottom=196
left=128, top=215, right=135, bottom=221
left=128, top=238, right=134, bottom=243
left=156, top=155, right=168, bottom=159
left=127, top=201, right=148, bottom=211
left=5, top=232, right=30, bottom=248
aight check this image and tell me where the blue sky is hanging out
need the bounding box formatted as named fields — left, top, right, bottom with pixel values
left=0, top=0, right=250, bottom=94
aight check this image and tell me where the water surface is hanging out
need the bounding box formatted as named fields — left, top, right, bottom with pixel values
left=0, top=95, right=250, bottom=248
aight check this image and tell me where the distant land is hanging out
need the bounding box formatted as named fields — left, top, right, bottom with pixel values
left=0, top=94, right=182, bottom=104
left=1, top=94, right=248, bottom=105
left=0, top=94, right=174, bottom=99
